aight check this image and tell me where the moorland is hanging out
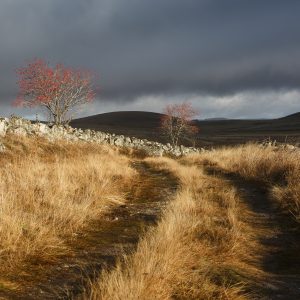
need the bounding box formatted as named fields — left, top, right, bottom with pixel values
left=71, top=111, right=300, bottom=147
left=0, top=111, right=299, bottom=299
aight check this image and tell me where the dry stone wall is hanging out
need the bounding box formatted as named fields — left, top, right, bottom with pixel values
left=0, top=116, right=203, bottom=157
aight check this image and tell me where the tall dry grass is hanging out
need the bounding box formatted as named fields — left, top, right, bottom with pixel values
left=186, top=144, right=300, bottom=221
left=86, top=157, right=253, bottom=299
left=0, top=135, right=135, bottom=270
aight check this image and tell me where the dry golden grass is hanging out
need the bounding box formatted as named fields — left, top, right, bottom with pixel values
left=0, top=135, right=136, bottom=271
left=185, top=144, right=300, bottom=221
left=86, top=157, right=254, bottom=300
left=3, top=137, right=290, bottom=298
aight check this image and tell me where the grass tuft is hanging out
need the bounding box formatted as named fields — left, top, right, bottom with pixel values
left=185, top=143, right=300, bottom=221
left=0, top=135, right=135, bottom=271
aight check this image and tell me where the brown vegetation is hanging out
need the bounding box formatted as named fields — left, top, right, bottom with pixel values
left=0, top=135, right=135, bottom=271
left=86, top=157, right=255, bottom=299
left=186, top=144, right=300, bottom=222
left=1, top=138, right=299, bottom=298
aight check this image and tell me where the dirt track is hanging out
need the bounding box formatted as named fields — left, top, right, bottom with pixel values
left=0, top=161, right=177, bottom=300
left=206, top=167, right=300, bottom=299
left=2, top=160, right=300, bottom=299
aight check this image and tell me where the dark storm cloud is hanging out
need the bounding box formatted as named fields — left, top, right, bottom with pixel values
left=0, top=0, right=300, bottom=117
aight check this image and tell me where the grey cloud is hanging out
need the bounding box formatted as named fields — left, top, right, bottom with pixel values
left=0, top=0, right=300, bottom=117
left=81, top=89, right=300, bottom=120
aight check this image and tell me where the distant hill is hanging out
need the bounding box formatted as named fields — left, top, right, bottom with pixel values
left=278, top=112, right=300, bottom=121
left=203, top=117, right=228, bottom=121
left=71, top=111, right=300, bottom=147
left=71, top=111, right=164, bottom=140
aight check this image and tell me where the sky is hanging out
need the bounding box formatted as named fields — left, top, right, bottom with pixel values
left=0, top=0, right=300, bottom=119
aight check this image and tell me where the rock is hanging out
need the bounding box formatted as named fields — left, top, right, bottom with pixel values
left=114, top=137, right=124, bottom=146
left=173, top=146, right=182, bottom=157
left=0, top=115, right=205, bottom=157
left=35, top=123, right=49, bottom=134
left=147, top=148, right=164, bottom=157
left=286, top=144, right=296, bottom=151
left=0, top=120, right=8, bottom=137
left=125, top=137, right=131, bottom=143
left=12, top=127, right=27, bottom=136
left=109, top=136, right=115, bottom=145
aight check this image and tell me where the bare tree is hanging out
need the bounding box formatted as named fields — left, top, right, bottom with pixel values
left=161, top=102, right=199, bottom=147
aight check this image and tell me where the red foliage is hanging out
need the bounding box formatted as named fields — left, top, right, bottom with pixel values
left=14, top=59, right=96, bottom=124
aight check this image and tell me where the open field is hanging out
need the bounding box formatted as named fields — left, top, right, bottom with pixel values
left=86, top=158, right=251, bottom=299
left=1, top=1, right=300, bottom=298
left=0, top=135, right=135, bottom=294
left=0, top=134, right=299, bottom=299
left=71, top=111, right=300, bottom=147
left=85, top=145, right=300, bottom=299
left=185, top=144, right=300, bottom=222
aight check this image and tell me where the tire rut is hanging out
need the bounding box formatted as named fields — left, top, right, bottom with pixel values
left=205, top=167, right=300, bottom=299
left=0, top=161, right=178, bottom=300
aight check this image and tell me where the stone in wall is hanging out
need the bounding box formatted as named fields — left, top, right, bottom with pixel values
left=0, top=119, right=8, bottom=137
left=0, top=116, right=204, bottom=157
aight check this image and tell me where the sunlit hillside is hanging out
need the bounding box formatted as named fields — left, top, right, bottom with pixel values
left=0, top=133, right=299, bottom=299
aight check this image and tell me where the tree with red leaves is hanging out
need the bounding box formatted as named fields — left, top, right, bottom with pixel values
left=14, top=59, right=96, bottom=125
left=161, top=102, right=199, bottom=147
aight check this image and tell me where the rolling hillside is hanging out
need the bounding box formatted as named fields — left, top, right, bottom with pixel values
left=71, top=111, right=300, bottom=147
left=71, top=111, right=163, bottom=141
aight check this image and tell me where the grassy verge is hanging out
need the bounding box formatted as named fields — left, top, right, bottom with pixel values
left=85, top=157, right=255, bottom=299
left=0, top=135, right=135, bottom=271
left=185, top=144, right=300, bottom=222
